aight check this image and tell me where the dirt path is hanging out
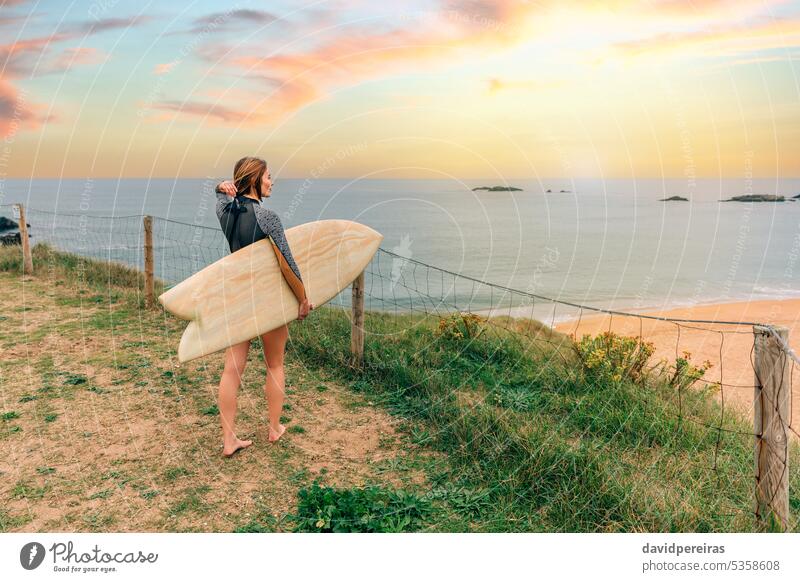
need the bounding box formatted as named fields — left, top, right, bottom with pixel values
left=0, top=271, right=442, bottom=532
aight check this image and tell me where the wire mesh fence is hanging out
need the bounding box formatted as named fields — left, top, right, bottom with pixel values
left=1, top=202, right=797, bottom=531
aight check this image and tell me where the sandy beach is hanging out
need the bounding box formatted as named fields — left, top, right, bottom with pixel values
left=554, top=299, right=800, bottom=439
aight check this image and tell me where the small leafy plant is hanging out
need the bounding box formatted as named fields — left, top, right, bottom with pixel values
left=290, top=480, right=432, bottom=532
left=436, top=313, right=488, bottom=342
left=669, top=351, right=713, bottom=391
left=574, top=331, right=655, bottom=384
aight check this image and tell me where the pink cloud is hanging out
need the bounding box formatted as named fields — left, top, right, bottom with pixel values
left=149, top=99, right=270, bottom=125
left=612, top=17, right=800, bottom=59
left=154, top=61, right=177, bottom=75
left=0, top=80, right=55, bottom=136
left=169, top=0, right=786, bottom=126
left=166, top=8, right=277, bottom=36
left=0, top=15, right=151, bottom=136
left=40, top=47, right=109, bottom=75
left=157, top=1, right=533, bottom=126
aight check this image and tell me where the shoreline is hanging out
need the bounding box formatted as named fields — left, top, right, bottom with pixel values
left=476, top=293, right=800, bottom=325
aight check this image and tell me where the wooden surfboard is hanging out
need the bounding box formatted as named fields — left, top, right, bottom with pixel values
left=158, top=219, right=383, bottom=363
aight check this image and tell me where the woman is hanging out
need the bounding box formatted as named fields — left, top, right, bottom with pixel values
left=213, top=156, right=313, bottom=457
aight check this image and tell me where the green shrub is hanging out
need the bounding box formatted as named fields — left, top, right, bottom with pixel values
left=669, top=351, right=713, bottom=391
left=290, top=480, right=432, bottom=532
left=574, top=331, right=654, bottom=384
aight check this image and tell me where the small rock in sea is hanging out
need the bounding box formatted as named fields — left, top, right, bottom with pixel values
left=659, top=196, right=689, bottom=202
left=0, top=232, right=22, bottom=246
left=721, top=194, right=784, bottom=202
left=0, top=216, right=22, bottom=233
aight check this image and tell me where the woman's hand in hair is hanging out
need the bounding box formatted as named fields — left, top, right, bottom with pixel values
left=217, top=180, right=236, bottom=197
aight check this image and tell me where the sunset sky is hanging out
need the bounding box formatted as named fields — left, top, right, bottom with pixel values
left=1, top=0, right=799, bottom=179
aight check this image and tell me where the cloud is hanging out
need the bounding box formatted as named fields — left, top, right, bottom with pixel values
left=644, top=0, right=785, bottom=19
left=149, top=99, right=269, bottom=124
left=0, top=14, right=151, bottom=137
left=0, top=32, right=75, bottom=77
left=155, top=1, right=534, bottom=126
left=727, top=51, right=800, bottom=66
left=166, top=8, right=277, bottom=36
left=0, top=80, right=55, bottom=136
left=611, top=16, right=800, bottom=61
left=68, top=15, right=153, bottom=35
left=0, top=13, right=29, bottom=27
left=150, top=77, right=320, bottom=126
left=154, top=62, right=177, bottom=75
left=40, top=47, right=109, bottom=75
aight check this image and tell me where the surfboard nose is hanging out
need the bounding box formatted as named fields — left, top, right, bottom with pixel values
left=343, top=221, right=383, bottom=253
left=158, top=284, right=200, bottom=321
left=318, top=220, right=382, bottom=283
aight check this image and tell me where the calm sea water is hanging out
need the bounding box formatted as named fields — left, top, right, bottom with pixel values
left=2, top=177, right=799, bottom=321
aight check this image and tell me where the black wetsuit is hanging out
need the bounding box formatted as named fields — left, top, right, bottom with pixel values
left=215, top=185, right=306, bottom=303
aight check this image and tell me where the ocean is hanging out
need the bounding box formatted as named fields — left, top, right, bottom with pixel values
left=2, top=177, right=799, bottom=323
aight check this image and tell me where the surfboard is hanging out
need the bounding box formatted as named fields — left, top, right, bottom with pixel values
left=158, top=219, right=383, bottom=363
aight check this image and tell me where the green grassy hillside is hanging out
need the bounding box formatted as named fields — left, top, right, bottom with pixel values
left=1, top=243, right=798, bottom=532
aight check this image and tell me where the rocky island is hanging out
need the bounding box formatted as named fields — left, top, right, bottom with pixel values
left=721, top=194, right=784, bottom=202
left=0, top=216, right=29, bottom=246
left=659, top=196, right=689, bottom=201
left=472, top=186, right=523, bottom=191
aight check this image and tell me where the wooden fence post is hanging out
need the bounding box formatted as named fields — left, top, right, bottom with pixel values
left=143, top=215, right=154, bottom=308
left=15, top=203, right=33, bottom=275
left=350, top=270, right=365, bottom=368
left=752, top=324, right=791, bottom=531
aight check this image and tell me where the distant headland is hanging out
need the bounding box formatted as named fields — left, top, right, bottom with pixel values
left=472, top=186, right=523, bottom=192
left=721, top=194, right=785, bottom=202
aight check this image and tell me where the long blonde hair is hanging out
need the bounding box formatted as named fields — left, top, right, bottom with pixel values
left=233, top=157, right=267, bottom=201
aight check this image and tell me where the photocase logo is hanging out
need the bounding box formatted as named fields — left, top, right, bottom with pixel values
left=20, top=542, right=46, bottom=570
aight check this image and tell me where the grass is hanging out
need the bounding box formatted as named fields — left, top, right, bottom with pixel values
left=163, top=467, right=193, bottom=482
left=0, top=242, right=440, bottom=532
left=287, top=306, right=800, bottom=532
left=2, top=241, right=799, bottom=533
left=288, top=480, right=433, bottom=532
left=0, top=241, right=167, bottom=303
left=0, top=509, right=31, bottom=532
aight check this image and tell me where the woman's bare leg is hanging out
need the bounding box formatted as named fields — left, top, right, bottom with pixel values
left=219, top=340, right=253, bottom=456
left=261, top=324, right=289, bottom=442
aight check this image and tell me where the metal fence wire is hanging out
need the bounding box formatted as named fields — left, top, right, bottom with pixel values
left=1, top=203, right=797, bottom=531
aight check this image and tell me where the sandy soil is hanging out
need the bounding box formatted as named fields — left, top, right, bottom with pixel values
left=0, top=272, right=443, bottom=532
left=554, top=298, right=800, bottom=438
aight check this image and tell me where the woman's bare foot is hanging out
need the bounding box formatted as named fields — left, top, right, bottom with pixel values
left=222, top=437, right=253, bottom=457
left=268, top=424, right=286, bottom=443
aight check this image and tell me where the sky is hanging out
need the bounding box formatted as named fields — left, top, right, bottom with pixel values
left=0, top=0, right=799, bottom=180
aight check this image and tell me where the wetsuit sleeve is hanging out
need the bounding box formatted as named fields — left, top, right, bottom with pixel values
left=214, top=183, right=232, bottom=220
left=254, top=207, right=307, bottom=304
